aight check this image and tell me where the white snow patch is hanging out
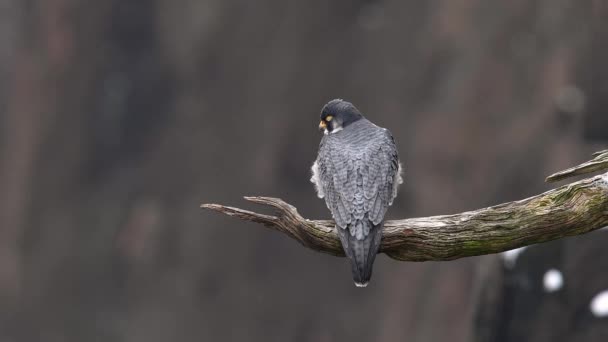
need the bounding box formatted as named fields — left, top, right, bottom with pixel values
left=543, top=269, right=564, bottom=293
left=501, top=247, right=528, bottom=269
left=590, top=290, right=608, bottom=317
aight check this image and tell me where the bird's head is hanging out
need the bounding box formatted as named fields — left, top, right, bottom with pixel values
left=319, top=99, right=363, bottom=135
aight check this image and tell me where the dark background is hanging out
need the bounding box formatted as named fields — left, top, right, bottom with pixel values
left=0, top=0, right=607, bottom=341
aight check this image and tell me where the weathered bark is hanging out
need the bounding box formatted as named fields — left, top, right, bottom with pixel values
left=546, top=150, right=608, bottom=182
left=202, top=152, right=608, bottom=262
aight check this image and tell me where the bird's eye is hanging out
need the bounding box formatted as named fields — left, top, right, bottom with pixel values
left=326, top=115, right=333, bottom=122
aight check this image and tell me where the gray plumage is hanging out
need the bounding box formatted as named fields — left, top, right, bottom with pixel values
left=311, top=99, right=402, bottom=286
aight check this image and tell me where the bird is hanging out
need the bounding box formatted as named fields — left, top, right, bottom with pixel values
left=311, top=99, right=403, bottom=287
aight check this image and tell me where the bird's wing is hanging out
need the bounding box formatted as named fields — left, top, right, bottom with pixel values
left=317, top=129, right=400, bottom=238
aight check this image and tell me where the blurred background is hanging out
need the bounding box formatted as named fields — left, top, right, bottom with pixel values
left=0, top=0, right=607, bottom=341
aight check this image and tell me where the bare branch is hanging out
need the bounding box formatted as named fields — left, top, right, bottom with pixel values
left=546, top=150, right=608, bottom=182
left=202, top=152, right=608, bottom=262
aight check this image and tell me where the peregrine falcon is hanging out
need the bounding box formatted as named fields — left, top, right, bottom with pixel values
left=311, top=99, right=403, bottom=287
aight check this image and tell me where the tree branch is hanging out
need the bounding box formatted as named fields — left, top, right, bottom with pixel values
left=546, top=149, right=608, bottom=182
left=201, top=152, right=608, bottom=262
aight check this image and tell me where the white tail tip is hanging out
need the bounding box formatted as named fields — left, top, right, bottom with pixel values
left=354, top=282, right=369, bottom=288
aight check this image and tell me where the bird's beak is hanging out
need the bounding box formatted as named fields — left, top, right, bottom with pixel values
left=319, top=120, right=327, bottom=131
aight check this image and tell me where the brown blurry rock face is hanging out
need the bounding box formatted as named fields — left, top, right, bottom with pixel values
left=0, top=0, right=604, bottom=341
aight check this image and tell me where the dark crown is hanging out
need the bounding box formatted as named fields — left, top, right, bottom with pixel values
left=321, top=99, right=363, bottom=127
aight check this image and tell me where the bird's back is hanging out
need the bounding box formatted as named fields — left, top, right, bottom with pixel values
left=321, top=119, right=386, bottom=154
left=315, top=118, right=401, bottom=286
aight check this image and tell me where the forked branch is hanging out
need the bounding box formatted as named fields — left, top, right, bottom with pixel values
left=202, top=152, right=608, bottom=261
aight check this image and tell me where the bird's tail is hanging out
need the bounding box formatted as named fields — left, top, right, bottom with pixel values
left=338, top=220, right=383, bottom=287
